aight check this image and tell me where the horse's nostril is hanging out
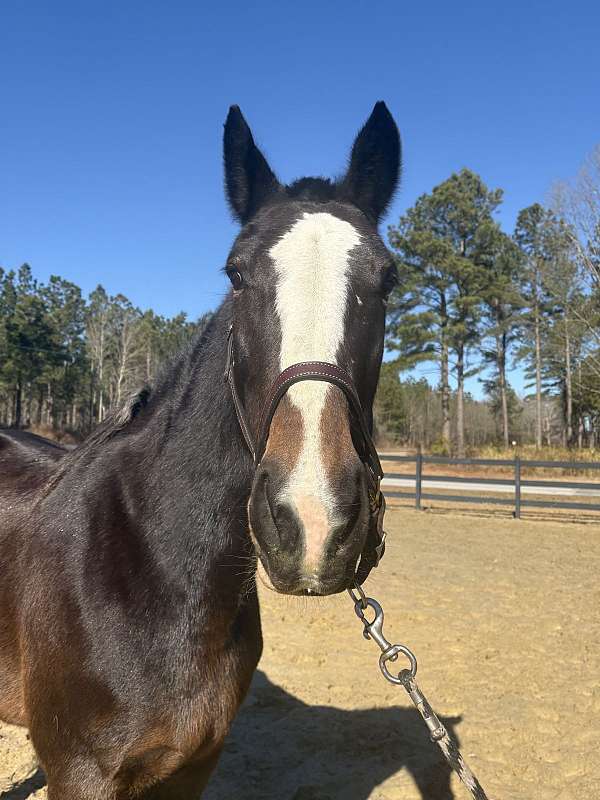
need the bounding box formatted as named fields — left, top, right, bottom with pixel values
left=250, top=464, right=304, bottom=554
left=329, top=518, right=355, bottom=550
left=332, top=501, right=363, bottom=548
left=271, top=500, right=303, bottom=551
left=271, top=499, right=289, bottom=523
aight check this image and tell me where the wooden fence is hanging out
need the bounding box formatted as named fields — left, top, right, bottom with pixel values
left=380, top=453, right=600, bottom=517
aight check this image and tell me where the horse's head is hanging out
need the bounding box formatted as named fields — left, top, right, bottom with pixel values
left=223, top=102, right=400, bottom=596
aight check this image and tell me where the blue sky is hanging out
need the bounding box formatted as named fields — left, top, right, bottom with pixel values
left=2, top=1, right=599, bottom=397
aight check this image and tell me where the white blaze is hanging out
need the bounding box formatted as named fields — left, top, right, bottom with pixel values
left=270, top=212, right=361, bottom=570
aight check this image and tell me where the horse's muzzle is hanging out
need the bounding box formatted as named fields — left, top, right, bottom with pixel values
left=248, top=458, right=370, bottom=595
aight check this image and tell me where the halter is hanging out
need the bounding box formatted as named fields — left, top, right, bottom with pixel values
left=224, top=325, right=387, bottom=584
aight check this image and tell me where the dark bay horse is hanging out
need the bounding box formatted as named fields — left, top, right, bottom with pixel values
left=0, top=102, right=400, bottom=798
left=0, top=429, right=66, bottom=498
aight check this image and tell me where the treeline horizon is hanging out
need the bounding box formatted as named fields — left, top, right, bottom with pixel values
left=0, top=265, right=208, bottom=436
left=379, top=144, right=600, bottom=455
left=2, top=145, right=599, bottom=453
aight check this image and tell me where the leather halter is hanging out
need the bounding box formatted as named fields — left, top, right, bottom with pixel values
left=224, top=325, right=387, bottom=584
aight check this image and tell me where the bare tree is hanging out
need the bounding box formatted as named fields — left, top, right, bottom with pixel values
left=108, top=295, right=142, bottom=406
left=87, top=286, right=111, bottom=422
left=551, top=143, right=600, bottom=385
left=553, top=145, right=600, bottom=283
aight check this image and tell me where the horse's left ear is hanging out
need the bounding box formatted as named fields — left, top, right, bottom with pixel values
left=223, top=105, right=281, bottom=224
left=341, top=102, right=401, bottom=222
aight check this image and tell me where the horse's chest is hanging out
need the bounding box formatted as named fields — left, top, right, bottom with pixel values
left=175, top=646, right=252, bottom=748
left=116, top=639, right=256, bottom=792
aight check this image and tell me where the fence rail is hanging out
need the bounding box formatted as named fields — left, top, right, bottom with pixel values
left=380, top=453, right=600, bottom=516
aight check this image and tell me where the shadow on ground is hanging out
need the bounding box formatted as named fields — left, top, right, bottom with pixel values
left=1, top=672, right=464, bottom=800
left=0, top=767, right=45, bottom=800
left=205, top=671, right=463, bottom=800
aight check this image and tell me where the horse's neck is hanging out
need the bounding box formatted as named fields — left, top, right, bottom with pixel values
left=82, top=305, right=255, bottom=605
left=145, top=307, right=255, bottom=571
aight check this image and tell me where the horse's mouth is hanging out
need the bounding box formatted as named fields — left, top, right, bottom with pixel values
left=255, top=558, right=350, bottom=597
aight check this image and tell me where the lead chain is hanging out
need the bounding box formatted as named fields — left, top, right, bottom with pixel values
left=348, top=587, right=491, bottom=800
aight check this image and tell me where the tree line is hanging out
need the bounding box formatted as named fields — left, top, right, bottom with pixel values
left=2, top=145, right=599, bottom=452
left=0, top=265, right=206, bottom=436
left=381, top=145, right=600, bottom=455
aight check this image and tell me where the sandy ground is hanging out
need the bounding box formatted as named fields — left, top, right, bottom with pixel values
left=1, top=508, right=599, bottom=799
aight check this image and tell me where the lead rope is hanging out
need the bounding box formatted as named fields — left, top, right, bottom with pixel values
left=347, top=584, right=490, bottom=800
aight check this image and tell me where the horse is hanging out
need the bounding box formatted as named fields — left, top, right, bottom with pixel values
left=0, top=101, right=401, bottom=799
left=0, top=429, right=67, bottom=498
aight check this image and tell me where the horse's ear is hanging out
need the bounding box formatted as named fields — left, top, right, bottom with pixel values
left=341, top=101, right=401, bottom=222
left=223, top=106, right=280, bottom=223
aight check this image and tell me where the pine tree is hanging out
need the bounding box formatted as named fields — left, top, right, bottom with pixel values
left=374, top=361, right=407, bottom=443
left=40, top=276, right=87, bottom=430
left=479, top=231, right=524, bottom=446
left=3, top=266, right=54, bottom=427
left=388, top=169, right=503, bottom=455
left=514, top=205, right=576, bottom=446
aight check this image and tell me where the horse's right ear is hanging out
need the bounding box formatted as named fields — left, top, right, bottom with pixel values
left=341, top=101, right=401, bottom=222
left=223, top=106, right=280, bottom=224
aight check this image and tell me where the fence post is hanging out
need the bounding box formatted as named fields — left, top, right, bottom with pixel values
left=514, top=455, right=521, bottom=519
left=415, top=446, right=423, bottom=511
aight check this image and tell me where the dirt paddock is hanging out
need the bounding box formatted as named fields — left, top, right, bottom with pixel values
left=1, top=509, right=598, bottom=799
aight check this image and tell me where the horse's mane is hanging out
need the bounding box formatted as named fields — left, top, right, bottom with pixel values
left=42, top=310, right=218, bottom=492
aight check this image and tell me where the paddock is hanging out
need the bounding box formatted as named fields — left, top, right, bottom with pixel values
left=1, top=508, right=598, bottom=799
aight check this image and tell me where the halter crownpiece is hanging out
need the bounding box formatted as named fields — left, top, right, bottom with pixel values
left=224, top=324, right=387, bottom=584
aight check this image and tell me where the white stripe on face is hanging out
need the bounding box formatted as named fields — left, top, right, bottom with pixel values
left=270, top=212, right=361, bottom=571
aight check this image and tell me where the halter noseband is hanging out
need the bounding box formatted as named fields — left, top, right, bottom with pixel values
left=224, top=325, right=387, bottom=584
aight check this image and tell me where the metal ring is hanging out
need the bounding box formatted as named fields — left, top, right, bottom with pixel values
left=347, top=582, right=368, bottom=609
left=379, top=645, right=418, bottom=684
left=353, top=597, right=380, bottom=629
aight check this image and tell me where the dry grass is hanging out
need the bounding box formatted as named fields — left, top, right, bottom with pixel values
left=475, top=444, right=600, bottom=475
left=20, top=425, right=81, bottom=446
left=386, top=493, right=600, bottom=524
left=381, top=445, right=600, bottom=479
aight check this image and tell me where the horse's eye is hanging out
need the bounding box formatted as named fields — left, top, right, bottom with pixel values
left=228, top=270, right=244, bottom=291
left=382, top=264, right=398, bottom=296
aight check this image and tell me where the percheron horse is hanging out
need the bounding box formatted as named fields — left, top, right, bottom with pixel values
left=0, top=102, right=400, bottom=798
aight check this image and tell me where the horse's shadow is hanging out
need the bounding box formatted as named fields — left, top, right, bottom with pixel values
left=205, top=670, right=462, bottom=799
left=1, top=671, right=462, bottom=799
left=0, top=767, right=46, bottom=800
